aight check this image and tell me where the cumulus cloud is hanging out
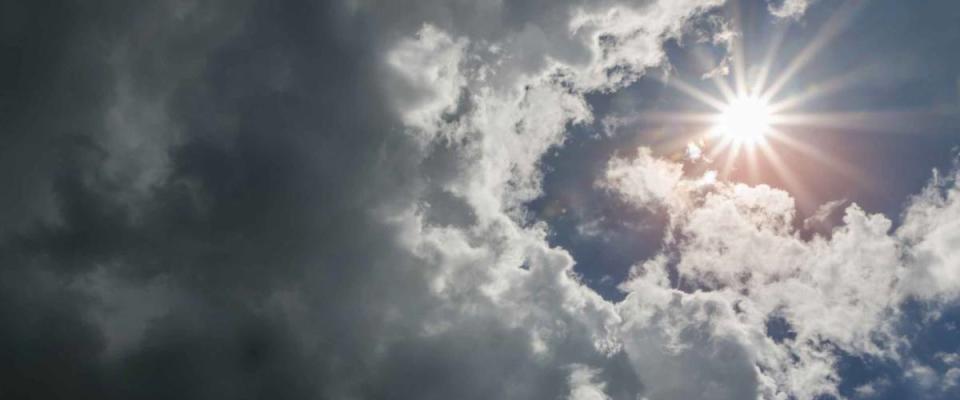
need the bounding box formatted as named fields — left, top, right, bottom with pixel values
left=3, top=1, right=960, bottom=400
left=898, top=168, right=960, bottom=301
left=604, top=147, right=960, bottom=398
left=600, top=148, right=685, bottom=210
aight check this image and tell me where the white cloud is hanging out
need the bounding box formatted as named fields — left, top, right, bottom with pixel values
left=853, top=378, right=891, bottom=398
left=376, top=1, right=732, bottom=397
left=382, top=0, right=731, bottom=217
left=566, top=0, right=725, bottom=90
left=600, top=148, right=685, bottom=210
left=898, top=169, right=960, bottom=301
left=686, top=142, right=703, bottom=161
left=946, top=368, right=960, bottom=389
left=766, top=0, right=816, bottom=19
left=386, top=24, right=468, bottom=138
left=602, top=147, right=960, bottom=398
left=617, top=271, right=765, bottom=399
left=568, top=365, right=613, bottom=400
left=373, top=0, right=960, bottom=396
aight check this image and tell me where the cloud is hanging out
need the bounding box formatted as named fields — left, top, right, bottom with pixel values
left=898, top=168, right=960, bottom=301
left=766, top=0, right=816, bottom=19
left=618, top=264, right=763, bottom=399
left=802, top=198, right=849, bottom=235
left=3, top=1, right=960, bottom=400
left=603, top=147, right=960, bottom=398
left=600, top=148, right=685, bottom=210
left=567, top=364, right=613, bottom=400
left=853, top=378, right=891, bottom=398
left=0, top=0, right=724, bottom=398
left=386, top=24, right=468, bottom=136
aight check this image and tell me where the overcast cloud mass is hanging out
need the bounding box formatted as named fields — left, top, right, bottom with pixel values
left=2, top=0, right=960, bottom=399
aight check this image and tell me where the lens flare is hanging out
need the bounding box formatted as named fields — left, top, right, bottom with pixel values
left=638, top=0, right=872, bottom=206
left=713, top=95, right=773, bottom=144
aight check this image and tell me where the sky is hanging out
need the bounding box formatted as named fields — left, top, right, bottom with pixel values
left=1, top=0, right=959, bottom=399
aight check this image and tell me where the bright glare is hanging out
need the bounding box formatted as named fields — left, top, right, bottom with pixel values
left=714, top=96, right=773, bottom=144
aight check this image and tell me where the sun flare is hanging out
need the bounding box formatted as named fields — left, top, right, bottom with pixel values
left=713, top=95, right=773, bottom=144
left=646, top=0, right=873, bottom=204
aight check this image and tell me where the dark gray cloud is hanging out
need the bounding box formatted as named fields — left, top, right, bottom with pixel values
left=0, top=0, right=635, bottom=398
left=0, top=0, right=421, bottom=397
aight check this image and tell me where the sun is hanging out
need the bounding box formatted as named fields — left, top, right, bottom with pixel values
left=713, top=95, right=773, bottom=145
left=641, top=0, right=872, bottom=204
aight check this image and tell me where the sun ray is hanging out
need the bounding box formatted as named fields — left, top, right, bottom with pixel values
left=711, top=139, right=742, bottom=179
left=723, top=141, right=744, bottom=178
left=766, top=68, right=868, bottom=114
left=690, top=45, right=738, bottom=102
left=651, top=127, right=712, bottom=159
left=710, top=73, right=739, bottom=104
left=745, top=142, right=760, bottom=183
left=726, top=0, right=749, bottom=98
left=616, top=112, right=716, bottom=158
left=760, top=2, right=862, bottom=103
left=766, top=128, right=876, bottom=190
left=707, top=136, right=731, bottom=160
left=750, top=23, right=790, bottom=97
left=756, top=140, right=815, bottom=207
left=658, top=75, right=729, bottom=111
left=647, top=0, right=888, bottom=201
left=634, top=111, right=717, bottom=124
left=773, top=109, right=953, bottom=134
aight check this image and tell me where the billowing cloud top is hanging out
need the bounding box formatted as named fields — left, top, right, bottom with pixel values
left=2, top=1, right=959, bottom=399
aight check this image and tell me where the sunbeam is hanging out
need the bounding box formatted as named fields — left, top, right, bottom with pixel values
left=760, top=1, right=863, bottom=102
left=649, top=0, right=885, bottom=204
